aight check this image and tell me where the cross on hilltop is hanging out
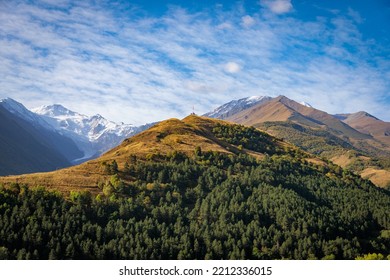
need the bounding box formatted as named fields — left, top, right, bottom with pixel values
left=191, top=105, right=197, bottom=115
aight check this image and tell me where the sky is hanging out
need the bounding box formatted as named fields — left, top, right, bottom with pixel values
left=0, top=0, right=389, bottom=125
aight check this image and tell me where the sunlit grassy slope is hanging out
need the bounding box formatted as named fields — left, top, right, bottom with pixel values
left=0, top=115, right=320, bottom=194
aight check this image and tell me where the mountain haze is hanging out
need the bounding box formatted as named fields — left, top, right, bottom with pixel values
left=0, top=102, right=81, bottom=175
left=0, top=98, right=154, bottom=175
left=32, top=104, right=151, bottom=163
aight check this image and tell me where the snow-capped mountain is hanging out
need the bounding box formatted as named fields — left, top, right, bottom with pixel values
left=204, top=96, right=273, bottom=119
left=0, top=98, right=83, bottom=174
left=204, top=96, right=318, bottom=119
left=0, top=98, right=54, bottom=130
left=33, top=104, right=136, bottom=143
left=0, top=98, right=154, bottom=171
left=32, top=104, right=149, bottom=163
left=300, top=101, right=313, bottom=108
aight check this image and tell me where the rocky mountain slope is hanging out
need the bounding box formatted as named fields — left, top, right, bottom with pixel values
left=0, top=98, right=153, bottom=174
left=204, top=96, right=272, bottom=119
left=0, top=100, right=82, bottom=175
left=205, top=95, right=390, bottom=187
left=32, top=104, right=152, bottom=163
left=335, top=111, right=390, bottom=146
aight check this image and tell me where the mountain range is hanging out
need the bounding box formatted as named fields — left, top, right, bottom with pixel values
left=0, top=98, right=152, bottom=175
left=204, top=95, right=390, bottom=188
left=0, top=112, right=389, bottom=260
left=0, top=114, right=359, bottom=192
left=204, top=96, right=273, bottom=119
left=1, top=95, right=389, bottom=187
left=0, top=101, right=81, bottom=176
left=32, top=104, right=153, bottom=163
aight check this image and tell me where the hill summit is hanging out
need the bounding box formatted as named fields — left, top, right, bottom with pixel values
left=1, top=115, right=390, bottom=260
left=0, top=115, right=299, bottom=193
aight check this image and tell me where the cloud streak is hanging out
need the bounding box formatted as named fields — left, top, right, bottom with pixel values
left=261, top=0, right=293, bottom=14
left=0, top=0, right=389, bottom=124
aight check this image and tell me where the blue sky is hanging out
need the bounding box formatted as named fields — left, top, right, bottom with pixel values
left=0, top=0, right=389, bottom=124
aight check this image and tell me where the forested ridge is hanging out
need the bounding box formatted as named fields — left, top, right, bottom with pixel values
left=0, top=119, right=389, bottom=260
left=257, top=121, right=390, bottom=189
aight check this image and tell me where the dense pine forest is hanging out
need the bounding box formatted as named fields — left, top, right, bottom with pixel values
left=257, top=121, right=390, bottom=186
left=1, top=147, right=390, bottom=259
left=0, top=119, right=389, bottom=260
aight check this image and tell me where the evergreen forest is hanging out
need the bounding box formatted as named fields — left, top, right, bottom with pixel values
left=1, top=147, right=389, bottom=259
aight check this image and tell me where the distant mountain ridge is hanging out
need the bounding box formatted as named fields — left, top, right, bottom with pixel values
left=0, top=114, right=309, bottom=191
left=226, top=95, right=371, bottom=140
left=334, top=111, right=390, bottom=146
left=32, top=104, right=151, bottom=163
left=204, top=95, right=389, bottom=146
left=0, top=98, right=152, bottom=174
left=1, top=98, right=55, bottom=131
left=2, top=96, right=389, bottom=187
left=203, top=96, right=272, bottom=119
left=204, top=95, right=390, bottom=188
left=204, top=96, right=316, bottom=120
left=0, top=100, right=82, bottom=175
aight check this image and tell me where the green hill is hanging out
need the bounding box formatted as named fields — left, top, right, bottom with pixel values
left=218, top=96, right=390, bottom=188
left=0, top=115, right=389, bottom=260
left=257, top=121, right=390, bottom=188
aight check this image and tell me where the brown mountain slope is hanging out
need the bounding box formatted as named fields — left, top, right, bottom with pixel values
left=224, top=96, right=390, bottom=187
left=0, top=115, right=298, bottom=194
left=100, top=116, right=236, bottom=163
left=226, top=97, right=297, bottom=123
left=336, top=111, right=390, bottom=147
left=227, top=96, right=371, bottom=140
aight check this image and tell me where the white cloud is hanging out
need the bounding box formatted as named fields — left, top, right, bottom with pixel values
left=224, top=62, right=242, bottom=74
left=261, top=0, right=293, bottom=14
left=0, top=0, right=389, bottom=124
left=217, top=22, right=233, bottom=30
left=241, top=15, right=255, bottom=27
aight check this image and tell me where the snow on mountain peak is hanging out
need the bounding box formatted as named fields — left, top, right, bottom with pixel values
left=90, top=114, right=106, bottom=122
left=1, top=98, right=30, bottom=116
left=33, top=104, right=135, bottom=139
left=0, top=98, right=54, bottom=130
left=31, top=103, right=141, bottom=162
left=246, top=96, right=265, bottom=102
left=0, top=97, right=18, bottom=104
left=33, top=104, right=78, bottom=117
left=300, top=101, right=313, bottom=108
left=1, top=98, right=151, bottom=164
left=204, top=95, right=272, bottom=119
